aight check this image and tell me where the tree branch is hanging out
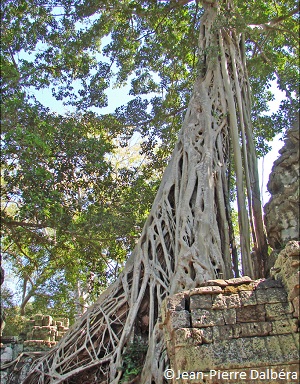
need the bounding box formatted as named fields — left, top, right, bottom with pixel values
left=2, top=218, right=47, bottom=229
left=248, top=6, right=299, bottom=30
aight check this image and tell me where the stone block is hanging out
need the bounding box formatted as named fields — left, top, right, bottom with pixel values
left=223, top=309, right=236, bottom=324
left=174, top=328, right=203, bottom=348
left=0, top=346, right=13, bottom=363
left=172, top=334, right=300, bottom=375
left=190, top=294, right=212, bottom=309
left=65, top=318, right=70, bottom=327
left=191, top=309, right=224, bottom=327
left=225, top=276, right=253, bottom=285
left=256, top=287, right=288, bottom=304
left=190, top=286, right=223, bottom=295
left=239, top=290, right=257, bottom=306
left=274, top=334, right=300, bottom=362
left=164, top=293, right=186, bottom=312
left=213, top=325, right=233, bottom=340
left=232, top=323, right=242, bottom=338
left=270, top=319, right=296, bottom=335
left=32, top=328, right=51, bottom=342
left=168, top=310, right=191, bottom=331
left=236, top=304, right=265, bottom=322
left=211, top=294, right=227, bottom=309
left=239, top=321, right=271, bottom=337
left=198, top=327, right=213, bottom=344
left=212, top=293, right=241, bottom=309
left=42, top=315, right=53, bottom=326
left=223, top=285, right=240, bottom=294
left=265, top=301, right=293, bottom=320
left=203, top=279, right=228, bottom=287
left=224, top=294, right=241, bottom=308
left=255, top=279, right=283, bottom=289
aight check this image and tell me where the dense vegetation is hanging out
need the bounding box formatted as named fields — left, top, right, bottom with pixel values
left=1, top=0, right=298, bottom=327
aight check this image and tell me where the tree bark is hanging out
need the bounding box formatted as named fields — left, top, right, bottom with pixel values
left=23, top=1, right=267, bottom=383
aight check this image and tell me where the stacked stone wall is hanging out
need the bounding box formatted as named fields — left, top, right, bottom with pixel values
left=23, top=314, right=69, bottom=351
left=162, top=270, right=299, bottom=384
left=0, top=314, right=69, bottom=383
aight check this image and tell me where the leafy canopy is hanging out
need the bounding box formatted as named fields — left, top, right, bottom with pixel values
left=1, top=0, right=298, bottom=318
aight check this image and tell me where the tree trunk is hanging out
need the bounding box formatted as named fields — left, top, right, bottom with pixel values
left=23, top=1, right=267, bottom=383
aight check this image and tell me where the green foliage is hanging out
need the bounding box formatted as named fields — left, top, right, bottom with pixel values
left=120, top=339, right=148, bottom=382
left=0, top=285, right=27, bottom=336
left=1, top=306, right=27, bottom=337
left=1, top=0, right=298, bottom=317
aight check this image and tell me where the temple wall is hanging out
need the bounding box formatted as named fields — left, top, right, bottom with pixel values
left=161, top=247, right=299, bottom=383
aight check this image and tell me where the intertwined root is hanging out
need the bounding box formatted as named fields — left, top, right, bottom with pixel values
left=23, top=2, right=267, bottom=383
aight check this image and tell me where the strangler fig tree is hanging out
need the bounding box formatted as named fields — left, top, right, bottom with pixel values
left=19, top=0, right=300, bottom=383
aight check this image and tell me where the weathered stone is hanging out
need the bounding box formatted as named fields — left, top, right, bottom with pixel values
left=222, top=309, right=236, bottom=325
left=213, top=325, right=233, bottom=340
left=223, top=283, right=254, bottom=294
left=224, top=294, right=241, bottom=308
left=190, top=286, right=223, bottom=295
left=212, top=293, right=241, bottom=309
left=203, top=279, right=228, bottom=287
left=174, top=328, right=203, bottom=348
left=255, top=278, right=283, bottom=289
left=225, top=276, right=253, bottom=285
left=56, top=331, right=66, bottom=341
left=164, top=293, right=187, bottom=312
left=276, top=333, right=300, bottom=362
left=255, top=287, right=288, bottom=304
left=236, top=283, right=255, bottom=292
left=167, top=310, right=191, bottom=330
left=270, top=319, right=296, bottom=335
left=239, top=321, right=272, bottom=337
left=265, top=302, right=293, bottom=320
left=264, top=122, right=299, bottom=249
left=190, top=294, right=212, bottom=309
left=57, top=325, right=67, bottom=332
left=0, top=346, right=13, bottom=363
left=162, top=250, right=299, bottom=384
left=191, top=309, right=224, bottom=327
left=173, top=335, right=299, bottom=373
left=211, top=294, right=227, bottom=309
left=239, top=290, right=257, bottom=306
left=236, top=304, right=265, bottom=323
left=198, top=327, right=213, bottom=344
left=223, top=285, right=240, bottom=294
left=231, top=322, right=271, bottom=339
left=287, top=275, right=300, bottom=300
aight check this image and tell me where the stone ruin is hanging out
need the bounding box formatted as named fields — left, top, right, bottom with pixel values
left=22, top=314, right=69, bottom=351
left=0, top=314, right=69, bottom=383
left=162, top=242, right=299, bottom=383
